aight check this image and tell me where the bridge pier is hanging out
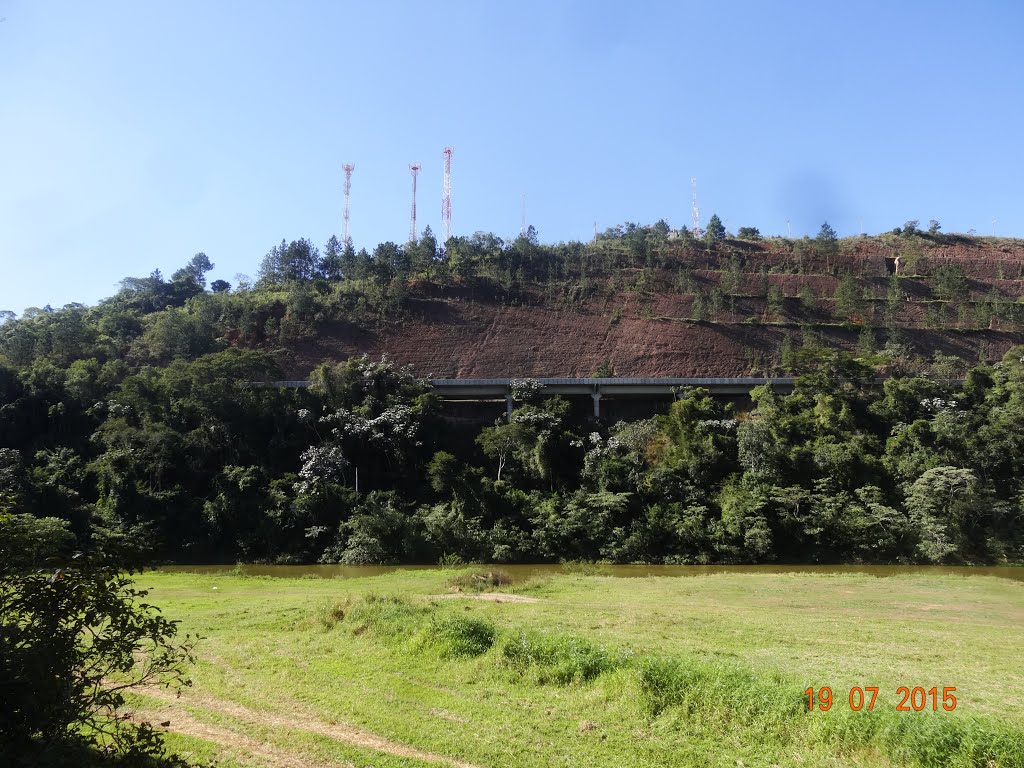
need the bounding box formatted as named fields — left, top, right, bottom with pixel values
left=505, top=394, right=514, bottom=419
left=591, top=392, right=602, bottom=418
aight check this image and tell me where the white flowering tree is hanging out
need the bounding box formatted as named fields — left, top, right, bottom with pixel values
left=301, top=356, right=436, bottom=493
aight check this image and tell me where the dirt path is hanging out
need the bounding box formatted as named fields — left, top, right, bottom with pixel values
left=138, top=704, right=348, bottom=768
left=137, top=685, right=484, bottom=768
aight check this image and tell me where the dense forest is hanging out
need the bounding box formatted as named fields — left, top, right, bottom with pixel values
left=2, top=222, right=1024, bottom=565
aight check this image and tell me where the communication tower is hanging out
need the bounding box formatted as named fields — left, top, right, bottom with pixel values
left=691, top=177, right=700, bottom=238
left=409, top=163, right=421, bottom=243
left=441, top=147, right=453, bottom=243
left=341, top=163, right=354, bottom=245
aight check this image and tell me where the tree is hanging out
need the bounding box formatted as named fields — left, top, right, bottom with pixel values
left=0, top=514, right=199, bottom=765
left=210, top=279, right=231, bottom=293
left=767, top=285, right=784, bottom=319
left=445, top=236, right=478, bottom=281
left=928, top=220, right=942, bottom=235
left=476, top=422, right=525, bottom=482
left=258, top=239, right=320, bottom=285
left=903, top=220, right=920, bottom=236
left=930, top=265, right=969, bottom=302
left=413, top=226, right=438, bottom=278
left=816, top=222, right=839, bottom=270
left=651, top=219, right=671, bottom=240
left=510, top=378, right=545, bottom=403
left=834, top=273, right=860, bottom=320
left=171, top=252, right=214, bottom=289
left=817, top=221, right=838, bottom=242
left=798, top=284, right=817, bottom=313
left=369, top=241, right=408, bottom=283
left=320, top=235, right=344, bottom=281
left=737, top=226, right=761, bottom=240
left=905, top=466, right=979, bottom=562
left=704, top=214, right=726, bottom=244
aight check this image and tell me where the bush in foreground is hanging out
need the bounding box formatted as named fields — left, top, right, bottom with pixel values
left=0, top=513, right=200, bottom=767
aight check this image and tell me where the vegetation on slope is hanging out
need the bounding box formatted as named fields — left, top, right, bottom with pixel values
left=3, top=223, right=1024, bottom=565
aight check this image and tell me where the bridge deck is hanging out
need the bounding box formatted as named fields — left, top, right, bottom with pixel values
left=258, top=377, right=795, bottom=418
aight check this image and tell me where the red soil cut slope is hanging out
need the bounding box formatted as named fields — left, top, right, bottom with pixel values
left=288, top=299, right=1022, bottom=379
left=281, top=235, right=1024, bottom=378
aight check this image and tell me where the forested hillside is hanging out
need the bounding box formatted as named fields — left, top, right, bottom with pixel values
left=2, top=221, right=1024, bottom=565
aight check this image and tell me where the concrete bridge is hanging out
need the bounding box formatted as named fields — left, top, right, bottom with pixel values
left=431, top=377, right=795, bottom=418
left=265, top=377, right=795, bottom=419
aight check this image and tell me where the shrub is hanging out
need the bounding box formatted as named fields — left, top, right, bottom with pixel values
left=342, top=594, right=423, bottom=640
left=447, top=569, right=514, bottom=592
left=0, top=558, right=199, bottom=766
left=418, top=614, right=496, bottom=658
left=637, top=656, right=802, bottom=725
left=315, top=601, right=349, bottom=630
left=500, top=631, right=627, bottom=685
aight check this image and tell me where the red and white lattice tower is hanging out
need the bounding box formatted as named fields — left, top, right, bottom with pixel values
left=441, top=147, right=453, bottom=243
left=342, top=163, right=354, bottom=245
left=691, top=177, right=700, bottom=238
left=409, top=163, right=422, bottom=244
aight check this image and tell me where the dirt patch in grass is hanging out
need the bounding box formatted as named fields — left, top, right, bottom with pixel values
left=892, top=601, right=974, bottom=614
left=137, top=685, right=482, bottom=768
left=429, top=592, right=540, bottom=604
left=137, top=706, right=347, bottom=768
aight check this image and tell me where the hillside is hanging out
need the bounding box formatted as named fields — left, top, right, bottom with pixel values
left=5, top=227, right=1024, bottom=382
left=281, top=231, right=1024, bottom=379
left=4, top=223, right=1024, bottom=570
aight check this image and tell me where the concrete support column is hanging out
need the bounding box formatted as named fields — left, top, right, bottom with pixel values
left=591, top=392, right=602, bottom=419
left=506, top=394, right=514, bottom=419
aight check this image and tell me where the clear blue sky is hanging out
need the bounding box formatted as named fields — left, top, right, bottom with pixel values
left=2, top=1, right=1022, bottom=313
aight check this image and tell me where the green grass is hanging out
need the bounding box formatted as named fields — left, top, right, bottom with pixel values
left=135, top=569, right=1024, bottom=767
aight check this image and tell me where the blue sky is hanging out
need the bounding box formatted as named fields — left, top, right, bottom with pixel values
left=2, top=1, right=1022, bottom=312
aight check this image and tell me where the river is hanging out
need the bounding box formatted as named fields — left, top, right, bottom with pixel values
left=159, top=563, right=1024, bottom=581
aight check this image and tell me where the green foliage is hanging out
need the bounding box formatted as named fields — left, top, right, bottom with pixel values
left=798, top=283, right=817, bottom=312
left=833, top=273, right=860, bottom=319
left=767, top=285, right=784, bottom=319
left=704, top=214, right=726, bottom=244
left=637, top=656, right=801, bottom=721
left=341, top=593, right=425, bottom=641
left=0, top=524, right=198, bottom=765
left=500, top=630, right=627, bottom=685
left=3, top=223, right=1024, bottom=570
left=816, top=222, right=840, bottom=269
left=418, top=613, right=496, bottom=658
left=930, top=265, right=970, bottom=302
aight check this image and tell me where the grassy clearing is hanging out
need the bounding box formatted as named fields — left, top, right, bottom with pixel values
left=138, top=568, right=1024, bottom=768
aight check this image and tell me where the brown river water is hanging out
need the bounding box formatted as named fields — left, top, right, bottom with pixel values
left=158, top=564, right=1024, bottom=581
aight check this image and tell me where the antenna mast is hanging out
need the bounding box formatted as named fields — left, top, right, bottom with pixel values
left=691, top=177, right=700, bottom=238
left=409, top=163, right=421, bottom=243
left=341, top=163, right=354, bottom=245
left=521, top=194, right=527, bottom=237
left=441, top=147, right=453, bottom=243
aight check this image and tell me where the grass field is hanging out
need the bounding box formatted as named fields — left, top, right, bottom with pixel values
left=130, top=568, right=1024, bottom=768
